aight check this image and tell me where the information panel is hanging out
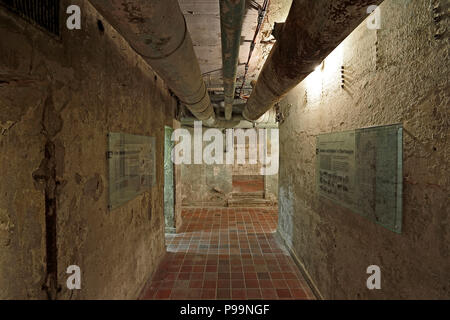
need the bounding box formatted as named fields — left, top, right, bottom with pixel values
left=316, top=124, right=403, bottom=233
left=107, top=133, right=156, bottom=210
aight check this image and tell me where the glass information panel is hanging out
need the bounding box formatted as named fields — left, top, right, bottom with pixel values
left=316, top=124, right=403, bottom=233
left=107, top=132, right=156, bottom=210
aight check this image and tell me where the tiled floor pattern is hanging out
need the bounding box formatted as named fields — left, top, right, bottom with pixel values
left=140, top=208, right=315, bottom=300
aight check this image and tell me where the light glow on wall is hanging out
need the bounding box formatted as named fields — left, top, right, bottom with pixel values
left=305, top=44, right=344, bottom=104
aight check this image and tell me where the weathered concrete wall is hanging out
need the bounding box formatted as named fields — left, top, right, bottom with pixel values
left=173, top=120, right=183, bottom=231
left=0, top=0, right=175, bottom=299
left=264, top=174, right=278, bottom=201
left=164, top=126, right=176, bottom=233
left=278, top=0, right=449, bottom=299
left=264, top=128, right=279, bottom=201
left=180, top=127, right=233, bottom=207
left=179, top=127, right=277, bottom=207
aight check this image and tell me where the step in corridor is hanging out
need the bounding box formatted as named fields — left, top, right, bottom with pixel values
left=140, top=208, right=316, bottom=300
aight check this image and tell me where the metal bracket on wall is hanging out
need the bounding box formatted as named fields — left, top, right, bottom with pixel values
left=249, top=0, right=262, bottom=11
left=431, top=0, right=447, bottom=40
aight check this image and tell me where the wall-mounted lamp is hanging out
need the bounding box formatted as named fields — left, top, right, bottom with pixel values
left=315, top=61, right=325, bottom=73
left=305, top=44, right=344, bottom=103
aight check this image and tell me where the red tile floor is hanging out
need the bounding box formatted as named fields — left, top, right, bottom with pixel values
left=140, top=207, right=315, bottom=300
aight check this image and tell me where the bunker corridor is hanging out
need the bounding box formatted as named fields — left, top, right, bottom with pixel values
left=0, top=0, right=448, bottom=300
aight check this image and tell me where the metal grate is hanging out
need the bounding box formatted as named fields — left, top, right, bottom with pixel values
left=0, top=0, right=60, bottom=35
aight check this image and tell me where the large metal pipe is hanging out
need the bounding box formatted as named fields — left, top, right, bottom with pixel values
left=90, top=0, right=215, bottom=121
left=220, top=0, right=246, bottom=120
left=243, top=0, right=384, bottom=121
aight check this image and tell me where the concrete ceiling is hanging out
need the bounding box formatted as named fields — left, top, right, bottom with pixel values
left=179, top=0, right=292, bottom=98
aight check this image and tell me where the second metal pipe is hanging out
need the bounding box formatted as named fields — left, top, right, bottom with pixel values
left=220, top=0, right=246, bottom=120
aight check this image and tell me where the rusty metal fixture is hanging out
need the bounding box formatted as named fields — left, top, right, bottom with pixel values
left=90, top=0, right=215, bottom=121
left=237, top=0, right=270, bottom=99
left=182, top=107, right=277, bottom=128
left=243, top=0, right=384, bottom=121
left=181, top=117, right=240, bottom=128
left=220, top=0, right=246, bottom=120
left=181, top=116, right=278, bottom=129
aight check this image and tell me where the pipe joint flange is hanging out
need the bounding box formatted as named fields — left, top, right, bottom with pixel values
left=146, top=15, right=189, bottom=61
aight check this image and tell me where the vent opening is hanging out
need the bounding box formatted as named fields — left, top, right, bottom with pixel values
left=0, top=0, right=60, bottom=36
